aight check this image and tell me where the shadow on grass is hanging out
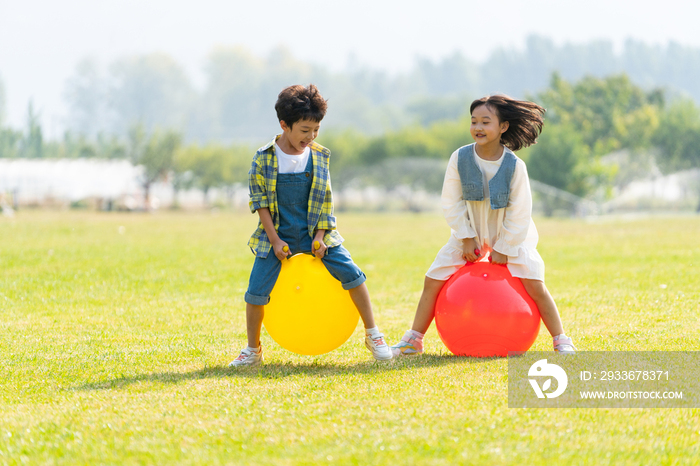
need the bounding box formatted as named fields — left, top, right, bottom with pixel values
left=76, top=353, right=503, bottom=391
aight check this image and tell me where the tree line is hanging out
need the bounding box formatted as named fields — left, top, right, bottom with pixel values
left=5, top=36, right=700, bottom=143
left=1, top=72, right=700, bottom=211
left=323, top=73, right=700, bottom=211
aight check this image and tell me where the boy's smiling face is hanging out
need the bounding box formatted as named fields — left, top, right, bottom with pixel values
left=278, top=118, right=321, bottom=155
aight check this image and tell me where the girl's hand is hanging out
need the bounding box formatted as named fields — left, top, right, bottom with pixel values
left=312, top=239, right=327, bottom=259
left=462, top=237, right=482, bottom=263
left=490, top=250, right=508, bottom=265
left=273, top=241, right=291, bottom=260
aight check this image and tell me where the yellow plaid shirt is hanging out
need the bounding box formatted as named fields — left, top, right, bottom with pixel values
left=247, top=135, right=344, bottom=258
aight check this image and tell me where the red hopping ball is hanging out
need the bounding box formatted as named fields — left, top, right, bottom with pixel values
left=434, top=261, right=541, bottom=357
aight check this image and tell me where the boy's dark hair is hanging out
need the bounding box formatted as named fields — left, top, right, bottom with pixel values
left=470, top=95, right=545, bottom=151
left=275, top=84, right=328, bottom=128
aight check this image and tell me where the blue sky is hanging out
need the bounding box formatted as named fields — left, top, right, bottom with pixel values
left=1, top=0, right=699, bottom=133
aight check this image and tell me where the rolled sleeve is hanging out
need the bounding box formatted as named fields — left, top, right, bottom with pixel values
left=442, top=150, right=477, bottom=240
left=249, top=195, right=269, bottom=213
left=317, top=214, right=337, bottom=231
left=248, top=158, right=269, bottom=213
left=493, top=160, right=532, bottom=257
left=316, top=179, right=337, bottom=231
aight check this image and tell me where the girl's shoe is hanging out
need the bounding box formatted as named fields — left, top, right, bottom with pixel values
left=553, top=335, right=576, bottom=354
left=229, top=346, right=264, bottom=367
left=390, top=333, right=424, bottom=356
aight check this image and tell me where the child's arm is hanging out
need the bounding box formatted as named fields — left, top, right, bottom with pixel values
left=493, top=160, right=533, bottom=263
left=442, top=150, right=482, bottom=261
left=312, top=230, right=327, bottom=258
left=315, top=167, right=337, bottom=234
left=462, top=238, right=481, bottom=263
left=248, top=155, right=268, bottom=214
left=257, top=207, right=290, bottom=260
left=313, top=157, right=335, bottom=259
left=248, top=153, right=289, bottom=260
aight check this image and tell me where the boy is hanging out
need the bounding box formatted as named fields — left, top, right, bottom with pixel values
left=230, top=84, right=392, bottom=367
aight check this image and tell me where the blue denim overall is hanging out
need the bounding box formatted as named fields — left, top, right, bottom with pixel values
left=245, top=155, right=366, bottom=305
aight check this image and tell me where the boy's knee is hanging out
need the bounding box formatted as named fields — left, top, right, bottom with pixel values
left=245, top=292, right=270, bottom=306
left=341, top=273, right=366, bottom=290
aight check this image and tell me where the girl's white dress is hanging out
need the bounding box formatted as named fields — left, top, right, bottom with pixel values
left=426, top=144, right=545, bottom=281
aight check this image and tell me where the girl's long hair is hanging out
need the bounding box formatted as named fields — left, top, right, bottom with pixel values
left=470, top=95, right=545, bottom=151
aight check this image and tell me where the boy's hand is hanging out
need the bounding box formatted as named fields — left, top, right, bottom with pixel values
left=490, top=250, right=508, bottom=265
left=312, top=239, right=327, bottom=259
left=273, top=241, right=291, bottom=260
left=462, top=238, right=482, bottom=263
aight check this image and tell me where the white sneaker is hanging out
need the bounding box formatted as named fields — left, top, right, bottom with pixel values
left=228, top=346, right=263, bottom=367
left=553, top=335, right=576, bottom=354
left=365, top=332, right=393, bottom=361
left=390, top=331, right=424, bottom=356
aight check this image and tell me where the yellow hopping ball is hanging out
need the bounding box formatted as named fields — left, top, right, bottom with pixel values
left=264, top=253, right=359, bottom=355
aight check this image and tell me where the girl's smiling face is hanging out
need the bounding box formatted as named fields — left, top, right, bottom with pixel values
left=470, top=104, right=509, bottom=149
left=278, top=118, right=321, bottom=155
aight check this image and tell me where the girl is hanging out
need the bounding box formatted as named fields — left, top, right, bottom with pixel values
left=391, top=95, right=576, bottom=356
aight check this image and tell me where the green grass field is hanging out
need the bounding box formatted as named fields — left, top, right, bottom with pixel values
left=1, top=210, right=699, bottom=465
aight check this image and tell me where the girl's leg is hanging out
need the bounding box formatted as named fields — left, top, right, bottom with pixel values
left=391, top=276, right=446, bottom=356
left=411, top=276, right=447, bottom=334
left=520, top=279, right=564, bottom=337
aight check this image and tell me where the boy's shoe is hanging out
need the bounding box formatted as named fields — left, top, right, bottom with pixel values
left=228, top=346, right=263, bottom=367
left=365, top=332, right=393, bottom=361
left=553, top=335, right=576, bottom=354
left=390, top=333, right=424, bottom=356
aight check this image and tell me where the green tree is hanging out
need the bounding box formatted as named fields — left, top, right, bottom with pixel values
left=538, top=73, right=663, bottom=156
left=527, top=124, right=590, bottom=195
left=56, top=132, right=127, bottom=159
left=191, top=145, right=232, bottom=207
left=525, top=124, right=614, bottom=215
left=171, top=147, right=196, bottom=209
left=522, top=73, right=664, bottom=213
left=651, top=98, right=700, bottom=211
left=177, top=144, right=230, bottom=207
left=128, top=125, right=181, bottom=210
left=653, top=99, right=700, bottom=172
left=175, top=142, right=251, bottom=208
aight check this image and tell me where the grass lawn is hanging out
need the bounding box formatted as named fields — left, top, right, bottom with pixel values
left=1, top=210, right=699, bottom=465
